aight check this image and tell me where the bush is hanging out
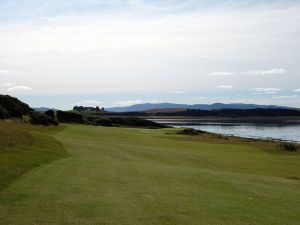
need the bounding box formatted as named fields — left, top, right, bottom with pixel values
left=92, top=117, right=167, bottom=128
left=29, top=112, right=59, bottom=126
left=45, top=110, right=55, bottom=119
left=0, top=95, right=31, bottom=117
left=0, top=105, right=9, bottom=119
left=95, top=118, right=113, bottom=127
left=279, top=143, right=298, bottom=152
left=57, top=110, right=84, bottom=123
left=177, top=128, right=205, bottom=135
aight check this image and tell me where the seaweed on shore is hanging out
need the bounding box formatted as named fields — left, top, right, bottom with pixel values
left=177, top=128, right=206, bottom=136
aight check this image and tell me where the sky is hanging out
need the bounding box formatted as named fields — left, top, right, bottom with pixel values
left=0, top=0, right=299, bottom=109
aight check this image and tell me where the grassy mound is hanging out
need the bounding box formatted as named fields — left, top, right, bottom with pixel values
left=0, top=121, right=68, bottom=192
left=0, top=121, right=33, bottom=147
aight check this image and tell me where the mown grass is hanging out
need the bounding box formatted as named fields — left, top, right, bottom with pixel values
left=0, top=123, right=299, bottom=225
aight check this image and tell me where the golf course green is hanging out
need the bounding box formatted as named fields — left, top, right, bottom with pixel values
left=0, top=122, right=299, bottom=225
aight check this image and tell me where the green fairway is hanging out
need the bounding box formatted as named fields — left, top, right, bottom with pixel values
left=0, top=123, right=300, bottom=225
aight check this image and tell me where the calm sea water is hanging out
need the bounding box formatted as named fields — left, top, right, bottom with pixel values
left=152, top=119, right=300, bottom=143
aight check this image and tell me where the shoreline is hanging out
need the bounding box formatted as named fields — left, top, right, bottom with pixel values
left=173, top=127, right=300, bottom=146
left=148, top=119, right=300, bottom=144
left=146, top=116, right=300, bottom=124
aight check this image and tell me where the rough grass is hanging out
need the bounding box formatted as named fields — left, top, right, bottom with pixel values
left=0, top=121, right=68, bottom=191
left=0, top=123, right=299, bottom=225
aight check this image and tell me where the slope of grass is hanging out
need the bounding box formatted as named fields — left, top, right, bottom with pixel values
left=0, top=123, right=299, bottom=225
left=0, top=121, right=68, bottom=191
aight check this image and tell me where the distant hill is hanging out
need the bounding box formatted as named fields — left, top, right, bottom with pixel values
left=151, top=108, right=300, bottom=118
left=107, top=103, right=291, bottom=112
left=34, top=107, right=58, bottom=112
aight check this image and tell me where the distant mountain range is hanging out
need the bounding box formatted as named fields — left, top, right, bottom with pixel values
left=107, top=103, right=291, bottom=112
left=34, top=107, right=58, bottom=112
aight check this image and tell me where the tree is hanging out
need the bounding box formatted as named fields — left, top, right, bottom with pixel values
left=0, top=105, right=9, bottom=119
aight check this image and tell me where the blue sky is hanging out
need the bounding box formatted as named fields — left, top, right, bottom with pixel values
left=0, top=0, right=300, bottom=109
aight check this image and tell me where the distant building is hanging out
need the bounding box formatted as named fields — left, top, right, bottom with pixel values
left=144, top=108, right=187, bottom=114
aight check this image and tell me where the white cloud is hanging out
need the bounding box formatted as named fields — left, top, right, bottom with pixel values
left=294, top=88, right=300, bottom=92
left=0, top=69, right=10, bottom=74
left=114, top=99, right=143, bottom=106
left=217, top=85, right=233, bottom=89
left=81, top=100, right=102, bottom=104
left=0, top=69, right=21, bottom=75
left=0, top=2, right=299, bottom=108
left=169, top=90, right=188, bottom=94
left=243, top=68, right=287, bottom=76
left=7, top=85, right=32, bottom=91
left=273, top=95, right=297, bottom=99
left=208, top=72, right=236, bottom=76
left=2, top=82, right=14, bottom=87
left=210, top=69, right=286, bottom=77
left=72, top=100, right=102, bottom=107
left=251, top=88, right=281, bottom=92
left=195, top=96, right=206, bottom=99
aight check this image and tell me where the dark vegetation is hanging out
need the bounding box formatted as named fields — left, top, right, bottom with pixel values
left=29, top=112, right=59, bottom=126
left=0, top=105, right=9, bottom=119
left=45, top=109, right=55, bottom=120
left=86, top=116, right=168, bottom=129
left=57, top=110, right=84, bottom=123
left=0, top=95, right=59, bottom=126
left=177, top=128, right=206, bottom=135
left=155, top=108, right=300, bottom=117
left=78, top=108, right=300, bottom=118
left=0, top=95, right=165, bottom=128
left=286, top=176, right=300, bottom=180
left=55, top=108, right=167, bottom=128
left=73, top=106, right=105, bottom=112
left=90, top=108, right=300, bottom=118
left=0, top=94, right=31, bottom=117
left=79, top=110, right=148, bottom=117
left=279, top=143, right=298, bottom=152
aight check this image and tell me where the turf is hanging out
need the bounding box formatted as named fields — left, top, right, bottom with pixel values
left=0, top=123, right=299, bottom=225
left=0, top=121, right=68, bottom=192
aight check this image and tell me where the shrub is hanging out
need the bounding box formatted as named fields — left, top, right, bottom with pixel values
left=95, top=118, right=113, bottom=127
left=29, top=112, right=59, bottom=126
left=0, top=95, right=31, bottom=117
left=278, top=143, right=298, bottom=152
left=177, top=128, right=205, bottom=135
left=0, top=105, right=9, bottom=119
left=57, top=110, right=84, bottom=123
left=92, top=117, right=167, bottom=128
left=45, top=110, right=55, bottom=120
